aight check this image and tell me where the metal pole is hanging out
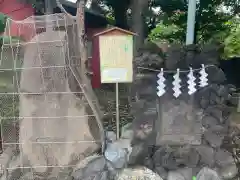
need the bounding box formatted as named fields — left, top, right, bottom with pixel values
left=186, top=0, right=197, bottom=45
left=116, top=83, right=120, bottom=139
left=186, top=0, right=197, bottom=128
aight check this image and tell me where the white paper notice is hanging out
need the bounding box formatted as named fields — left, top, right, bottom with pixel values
left=102, top=68, right=128, bottom=83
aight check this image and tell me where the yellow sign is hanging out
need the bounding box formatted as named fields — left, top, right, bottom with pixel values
left=99, top=35, right=133, bottom=83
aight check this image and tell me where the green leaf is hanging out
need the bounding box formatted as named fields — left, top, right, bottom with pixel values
left=0, top=13, right=8, bottom=33
left=0, top=36, right=22, bottom=44
left=223, top=22, right=240, bottom=58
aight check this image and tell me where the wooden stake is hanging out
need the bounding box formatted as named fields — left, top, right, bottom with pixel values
left=116, top=83, right=120, bottom=139
left=77, top=0, right=86, bottom=74
left=75, top=1, right=105, bottom=152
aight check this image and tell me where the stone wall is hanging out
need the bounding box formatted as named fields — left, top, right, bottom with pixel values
left=128, top=44, right=238, bottom=179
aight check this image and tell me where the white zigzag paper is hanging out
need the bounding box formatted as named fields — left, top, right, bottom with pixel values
left=187, top=67, right=197, bottom=95
left=157, top=68, right=166, bottom=97
left=199, top=64, right=208, bottom=87
left=172, top=69, right=181, bottom=98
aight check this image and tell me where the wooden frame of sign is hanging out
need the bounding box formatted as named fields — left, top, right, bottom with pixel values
left=92, top=27, right=136, bottom=138
left=92, top=27, right=136, bottom=86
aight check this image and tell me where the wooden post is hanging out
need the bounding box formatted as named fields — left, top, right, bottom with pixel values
left=75, top=0, right=105, bottom=152
left=76, top=0, right=87, bottom=75
left=116, top=83, right=120, bottom=139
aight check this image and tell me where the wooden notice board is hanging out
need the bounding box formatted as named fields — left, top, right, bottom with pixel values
left=99, top=35, right=133, bottom=83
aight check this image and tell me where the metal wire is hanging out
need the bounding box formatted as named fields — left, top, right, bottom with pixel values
left=55, top=0, right=107, bottom=154
left=137, top=64, right=216, bottom=73
left=0, top=11, right=107, bottom=179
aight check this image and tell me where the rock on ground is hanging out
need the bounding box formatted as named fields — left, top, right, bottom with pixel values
left=196, top=168, right=222, bottom=180
left=115, top=166, right=163, bottom=180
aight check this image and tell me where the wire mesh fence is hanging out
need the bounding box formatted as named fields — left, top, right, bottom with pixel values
left=0, top=13, right=121, bottom=179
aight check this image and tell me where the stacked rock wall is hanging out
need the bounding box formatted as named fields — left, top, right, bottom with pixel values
left=129, top=44, right=238, bottom=179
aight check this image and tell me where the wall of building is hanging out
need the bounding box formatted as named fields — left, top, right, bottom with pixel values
left=0, top=0, right=35, bottom=41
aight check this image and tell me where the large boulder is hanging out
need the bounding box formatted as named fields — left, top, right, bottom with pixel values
left=18, top=31, right=100, bottom=177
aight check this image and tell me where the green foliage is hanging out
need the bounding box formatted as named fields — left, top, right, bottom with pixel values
left=0, top=13, right=8, bottom=47
left=0, top=13, right=7, bottom=33
left=224, top=23, right=240, bottom=58
left=148, top=22, right=184, bottom=43
left=17, top=0, right=45, bottom=13
left=0, top=70, right=20, bottom=123
left=0, top=12, right=22, bottom=46
left=0, top=95, right=19, bottom=123
left=102, top=0, right=132, bottom=28
left=0, top=13, right=21, bottom=123
left=105, top=8, right=115, bottom=24
left=149, top=0, right=237, bottom=44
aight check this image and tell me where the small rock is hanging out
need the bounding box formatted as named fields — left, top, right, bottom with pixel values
left=206, top=67, right=226, bottom=84
left=74, top=154, right=102, bottom=170
left=143, top=157, right=154, bottom=170
left=154, top=166, right=168, bottom=179
left=106, top=131, right=116, bottom=143
left=215, top=149, right=235, bottom=167
left=210, top=125, right=227, bottom=134
left=204, top=130, right=224, bottom=148
left=217, top=85, right=229, bottom=99
left=229, top=96, right=238, bottom=106
left=219, top=163, right=238, bottom=179
left=115, top=166, right=163, bottom=180
left=104, top=139, right=132, bottom=169
left=130, top=100, right=145, bottom=114
left=227, top=84, right=237, bottom=93
left=202, top=116, right=219, bottom=129
left=128, top=142, right=148, bottom=165
left=121, top=123, right=133, bottom=139
left=209, top=92, right=221, bottom=105
left=167, top=171, right=185, bottom=180
left=132, top=113, right=156, bottom=142
left=72, top=156, right=107, bottom=180
left=196, top=167, right=221, bottom=180
left=19, top=172, right=37, bottom=180
left=205, top=107, right=223, bottom=124
left=192, top=167, right=201, bottom=177
left=153, top=147, right=182, bottom=170
left=74, top=171, right=109, bottom=180
left=199, top=97, right=209, bottom=109
left=175, top=147, right=200, bottom=168
left=195, top=145, right=215, bottom=167
left=176, top=168, right=192, bottom=180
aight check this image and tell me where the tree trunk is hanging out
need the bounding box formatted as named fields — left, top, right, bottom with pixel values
left=193, top=22, right=198, bottom=44
left=128, top=0, right=148, bottom=105
left=113, top=6, right=128, bottom=29
left=131, top=0, right=149, bottom=54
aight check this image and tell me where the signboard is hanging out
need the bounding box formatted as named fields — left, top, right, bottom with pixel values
left=99, top=35, right=133, bottom=83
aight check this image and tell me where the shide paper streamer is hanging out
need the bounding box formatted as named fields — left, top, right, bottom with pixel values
left=156, top=64, right=209, bottom=98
